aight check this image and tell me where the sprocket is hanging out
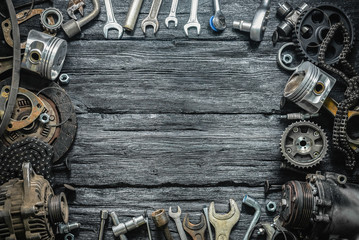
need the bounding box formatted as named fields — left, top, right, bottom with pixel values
left=293, top=4, right=354, bottom=66
left=280, top=121, right=328, bottom=169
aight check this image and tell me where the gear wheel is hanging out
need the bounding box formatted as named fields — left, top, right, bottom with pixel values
left=280, top=121, right=328, bottom=168
left=293, top=4, right=354, bottom=65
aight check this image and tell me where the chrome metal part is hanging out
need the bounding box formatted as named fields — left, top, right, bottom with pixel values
left=183, top=0, right=200, bottom=36
left=39, top=112, right=50, bottom=124
left=112, top=212, right=148, bottom=238
left=284, top=61, right=336, bottom=113
left=141, top=0, right=163, bottom=34
left=202, top=206, right=214, bottom=240
left=243, top=195, right=261, bottom=240
left=21, top=30, right=67, bottom=81
left=103, top=0, right=123, bottom=39
left=165, top=0, right=179, bottom=28
left=169, top=206, right=188, bottom=240
left=209, top=0, right=226, bottom=31
left=67, top=0, right=86, bottom=20
left=266, top=202, right=276, bottom=213
left=58, top=222, right=81, bottom=234
left=124, top=0, right=144, bottom=31
left=41, top=8, right=64, bottom=33
left=282, top=54, right=293, bottom=64
left=233, top=0, right=271, bottom=41
left=99, top=210, right=109, bottom=240
left=59, top=73, right=70, bottom=85
left=62, top=0, right=100, bottom=38
left=280, top=121, right=328, bottom=169
left=277, top=42, right=303, bottom=71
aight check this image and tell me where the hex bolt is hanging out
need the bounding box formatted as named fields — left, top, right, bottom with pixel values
left=266, top=201, right=277, bottom=213
left=282, top=54, right=293, bottom=65
left=98, top=210, right=108, bottom=240
left=39, top=113, right=50, bottom=124
left=58, top=222, right=81, bottom=234
left=59, top=73, right=70, bottom=85
left=151, top=209, right=174, bottom=240
left=264, top=180, right=283, bottom=194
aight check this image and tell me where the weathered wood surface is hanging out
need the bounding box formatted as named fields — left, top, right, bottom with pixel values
left=2, top=0, right=359, bottom=239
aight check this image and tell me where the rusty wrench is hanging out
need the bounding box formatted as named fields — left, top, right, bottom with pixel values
left=169, top=206, right=188, bottom=240
left=165, top=0, right=178, bottom=28
left=141, top=0, right=163, bottom=34
left=183, top=213, right=207, bottom=240
left=183, top=0, right=200, bottom=36
left=208, top=199, right=240, bottom=240
left=103, top=0, right=123, bottom=39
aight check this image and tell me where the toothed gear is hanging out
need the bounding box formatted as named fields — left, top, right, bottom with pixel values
left=280, top=121, right=328, bottom=168
left=293, top=4, right=354, bottom=66
left=40, top=8, right=64, bottom=33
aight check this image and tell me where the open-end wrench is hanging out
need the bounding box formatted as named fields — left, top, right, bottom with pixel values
left=183, top=0, right=200, bottom=36
left=183, top=213, right=207, bottom=240
left=141, top=0, right=163, bottom=34
left=169, top=206, right=188, bottom=240
left=165, top=0, right=179, bottom=28
left=208, top=199, right=240, bottom=240
left=103, top=0, right=123, bottom=39
left=209, top=0, right=226, bottom=31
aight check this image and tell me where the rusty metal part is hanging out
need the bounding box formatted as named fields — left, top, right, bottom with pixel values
left=152, top=209, right=174, bottom=240
left=0, top=86, right=45, bottom=132
left=0, top=162, right=69, bottom=239
left=67, top=0, right=86, bottom=20
left=183, top=213, right=207, bottom=240
left=1, top=9, right=56, bottom=49
left=208, top=199, right=240, bottom=240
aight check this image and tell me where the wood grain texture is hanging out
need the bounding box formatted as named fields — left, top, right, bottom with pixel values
left=1, top=0, right=359, bottom=239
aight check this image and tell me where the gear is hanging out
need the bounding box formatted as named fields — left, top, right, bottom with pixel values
left=280, top=121, right=328, bottom=168
left=293, top=4, right=354, bottom=66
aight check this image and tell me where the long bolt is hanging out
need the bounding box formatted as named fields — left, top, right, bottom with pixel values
left=98, top=210, right=108, bottom=240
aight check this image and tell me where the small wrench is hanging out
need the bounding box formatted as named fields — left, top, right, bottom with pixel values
left=165, top=0, right=179, bottom=28
left=183, top=213, right=207, bottom=240
left=169, top=206, right=188, bottom=240
left=209, top=0, right=226, bottom=31
left=183, top=0, right=200, bottom=36
left=141, top=0, right=163, bottom=34
left=103, top=0, right=123, bottom=39
left=208, top=199, right=240, bottom=240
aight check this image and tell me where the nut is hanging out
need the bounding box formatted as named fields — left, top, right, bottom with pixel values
left=59, top=74, right=70, bottom=85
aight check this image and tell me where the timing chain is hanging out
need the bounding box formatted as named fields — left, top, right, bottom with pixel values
left=317, top=22, right=359, bottom=170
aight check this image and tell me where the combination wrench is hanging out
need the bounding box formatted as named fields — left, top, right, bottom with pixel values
left=183, top=0, right=200, bottom=36
left=141, top=0, right=163, bottom=34
left=103, top=0, right=123, bottom=39
left=169, top=206, right=188, bottom=240
left=209, top=0, right=226, bottom=31
left=165, top=0, right=179, bottom=28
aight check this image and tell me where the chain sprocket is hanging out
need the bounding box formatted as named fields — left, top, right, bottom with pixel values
left=280, top=121, right=328, bottom=169
left=293, top=4, right=354, bottom=66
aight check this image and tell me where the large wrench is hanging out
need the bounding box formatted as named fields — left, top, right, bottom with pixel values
left=141, top=0, right=163, bottom=34
left=169, top=206, right=188, bottom=240
left=165, top=0, right=179, bottom=28
left=103, top=0, right=123, bottom=39
left=183, top=0, right=200, bottom=36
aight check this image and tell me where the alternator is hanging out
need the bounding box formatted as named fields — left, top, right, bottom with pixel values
left=0, top=163, right=69, bottom=240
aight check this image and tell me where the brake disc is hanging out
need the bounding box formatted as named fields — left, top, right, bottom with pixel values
left=293, top=4, right=354, bottom=65
left=280, top=121, right=328, bottom=168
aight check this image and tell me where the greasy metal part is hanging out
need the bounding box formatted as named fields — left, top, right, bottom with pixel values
left=1, top=8, right=56, bottom=49
left=209, top=0, right=226, bottom=31
left=99, top=210, right=108, bottom=240
left=59, top=73, right=70, bottom=85
left=284, top=61, right=336, bottom=113
left=53, top=157, right=72, bottom=171
left=62, top=0, right=100, bottom=38
left=65, top=233, right=75, bottom=240
left=243, top=195, right=261, bottom=240
left=141, top=0, right=163, bottom=34
left=103, top=0, right=123, bottom=39
left=294, top=4, right=355, bottom=66
left=202, top=206, right=214, bottom=240
left=258, top=222, right=297, bottom=240
left=233, top=0, right=271, bottom=41
left=165, top=0, right=179, bottom=28
left=58, top=222, right=81, bottom=234
left=112, top=212, right=148, bottom=238
left=279, top=112, right=320, bottom=120
left=183, top=213, right=207, bottom=240
left=280, top=162, right=307, bottom=175
left=41, top=8, right=64, bottom=33
left=67, top=0, right=86, bottom=20
left=280, top=121, right=328, bottom=169
left=208, top=199, right=240, bottom=240
left=169, top=206, right=188, bottom=240
left=277, top=42, right=303, bottom=72
left=124, top=0, right=144, bottom=31
left=266, top=202, right=276, bottom=213
left=152, top=209, right=174, bottom=240
left=279, top=172, right=359, bottom=239
left=183, top=0, right=200, bottom=36
left=275, top=2, right=309, bottom=37
left=22, top=30, right=67, bottom=81
left=0, top=86, right=45, bottom=131
left=0, top=162, right=69, bottom=239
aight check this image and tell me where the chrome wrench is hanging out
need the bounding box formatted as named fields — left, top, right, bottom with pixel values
left=141, top=0, right=163, bottom=34
left=183, top=0, right=200, bottom=36
left=103, top=0, right=124, bottom=39
left=169, top=206, right=188, bottom=240
left=165, top=0, right=179, bottom=28
left=209, top=0, right=226, bottom=31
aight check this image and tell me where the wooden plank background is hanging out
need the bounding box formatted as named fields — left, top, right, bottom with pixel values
left=1, top=0, right=359, bottom=239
